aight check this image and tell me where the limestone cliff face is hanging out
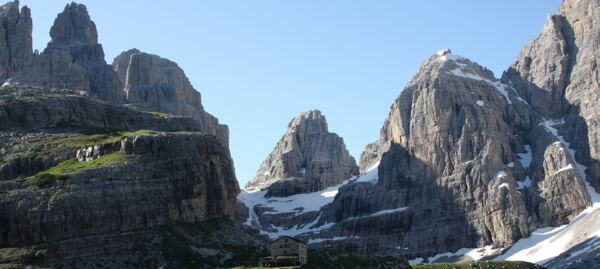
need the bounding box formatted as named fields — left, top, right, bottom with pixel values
left=294, top=50, right=591, bottom=258
left=504, top=0, right=600, bottom=192
left=0, top=2, right=242, bottom=267
left=2, top=132, right=238, bottom=247
left=0, top=0, right=32, bottom=79
left=113, top=49, right=229, bottom=146
left=244, top=110, right=358, bottom=197
left=314, top=51, right=531, bottom=256
left=0, top=86, right=244, bottom=268
left=0, top=1, right=229, bottom=147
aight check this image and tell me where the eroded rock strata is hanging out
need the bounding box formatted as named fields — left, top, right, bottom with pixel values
left=314, top=50, right=592, bottom=256
left=0, top=1, right=251, bottom=268
left=245, top=110, right=358, bottom=197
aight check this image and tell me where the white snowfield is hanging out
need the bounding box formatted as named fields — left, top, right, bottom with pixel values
left=238, top=177, right=355, bottom=239
left=238, top=178, right=354, bottom=219
left=238, top=163, right=387, bottom=239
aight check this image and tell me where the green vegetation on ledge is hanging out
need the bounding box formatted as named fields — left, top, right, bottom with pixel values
left=33, top=129, right=161, bottom=148
left=26, top=151, right=128, bottom=187
left=148, top=111, right=179, bottom=119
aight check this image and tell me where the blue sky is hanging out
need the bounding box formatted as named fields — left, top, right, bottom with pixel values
left=21, top=0, right=560, bottom=187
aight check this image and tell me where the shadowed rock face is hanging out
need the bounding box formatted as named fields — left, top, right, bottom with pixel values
left=112, top=49, right=229, bottom=146
left=316, top=52, right=532, bottom=256
left=504, top=0, right=600, bottom=192
left=0, top=86, right=242, bottom=268
left=0, top=0, right=32, bottom=79
left=245, top=110, right=358, bottom=197
left=302, top=50, right=591, bottom=258
left=48, top=3, right=97, bottom=47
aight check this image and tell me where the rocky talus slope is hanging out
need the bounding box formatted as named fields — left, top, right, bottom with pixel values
left=245, top=110, right=358, bottom=197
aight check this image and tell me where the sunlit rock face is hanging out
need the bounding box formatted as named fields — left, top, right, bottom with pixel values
left=245, top=110, right=358, bottom=197
left=112, top=49, right=229, bottom=147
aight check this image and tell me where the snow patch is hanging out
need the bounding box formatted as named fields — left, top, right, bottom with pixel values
left=518, top=177, right=532, bottom=190
left=436, top=49, right=464, bottom=62
left=540, top=119, right=600, bottom=204
left=346, top=207, right=409, bottom=221
left=354, top=162, right=379, bottom=184
left=499, top=183, right=510, bottom=190
left=476, top=100, right=485, bottom=107
left=412, top=245, right=500, bottom=264
left=260, top=213, right=336, bottom=239
left=553, top=164, right=574, bottom=176
left=495, top=171, right=507, bottom=178
left=446, top=68, right=513, bottom=104
left=370, top=207, right=409, bottom=217
left=2, top=78, right=18, bottom=87
left=408, top=258, right=424, bottom=265
left=308, top=236, right=360, bottom=244
left=518, top=145, right=533, bottom=169
left=507, top=162, right=515, bottom=168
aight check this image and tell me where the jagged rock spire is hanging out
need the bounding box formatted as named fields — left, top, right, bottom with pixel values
left=0, top=0, right=32, bottom=78
left=48, top=2, right=98, bottom=47
left=245, top=110, right=358, bottom=197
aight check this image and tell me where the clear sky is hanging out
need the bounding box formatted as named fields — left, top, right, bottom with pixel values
left=21, top=0, right=561, bottom=187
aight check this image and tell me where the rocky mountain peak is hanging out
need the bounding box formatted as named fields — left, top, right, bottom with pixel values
left=431, top=49, right=496, bottom=80
left=287, top=110, right=328, bottom=134
left=0, top=0, right=32, bottom=79
left=112, top=48, right=141, bottom=80
left=48, top=2, right=98, bottom=47
left=359, top=49, right=518, bottom=173
left=1, top=0, right=19, bottom=14
left=244, top=110, right=358, bottom=197
left=559, top=0, right=598, bottom=17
